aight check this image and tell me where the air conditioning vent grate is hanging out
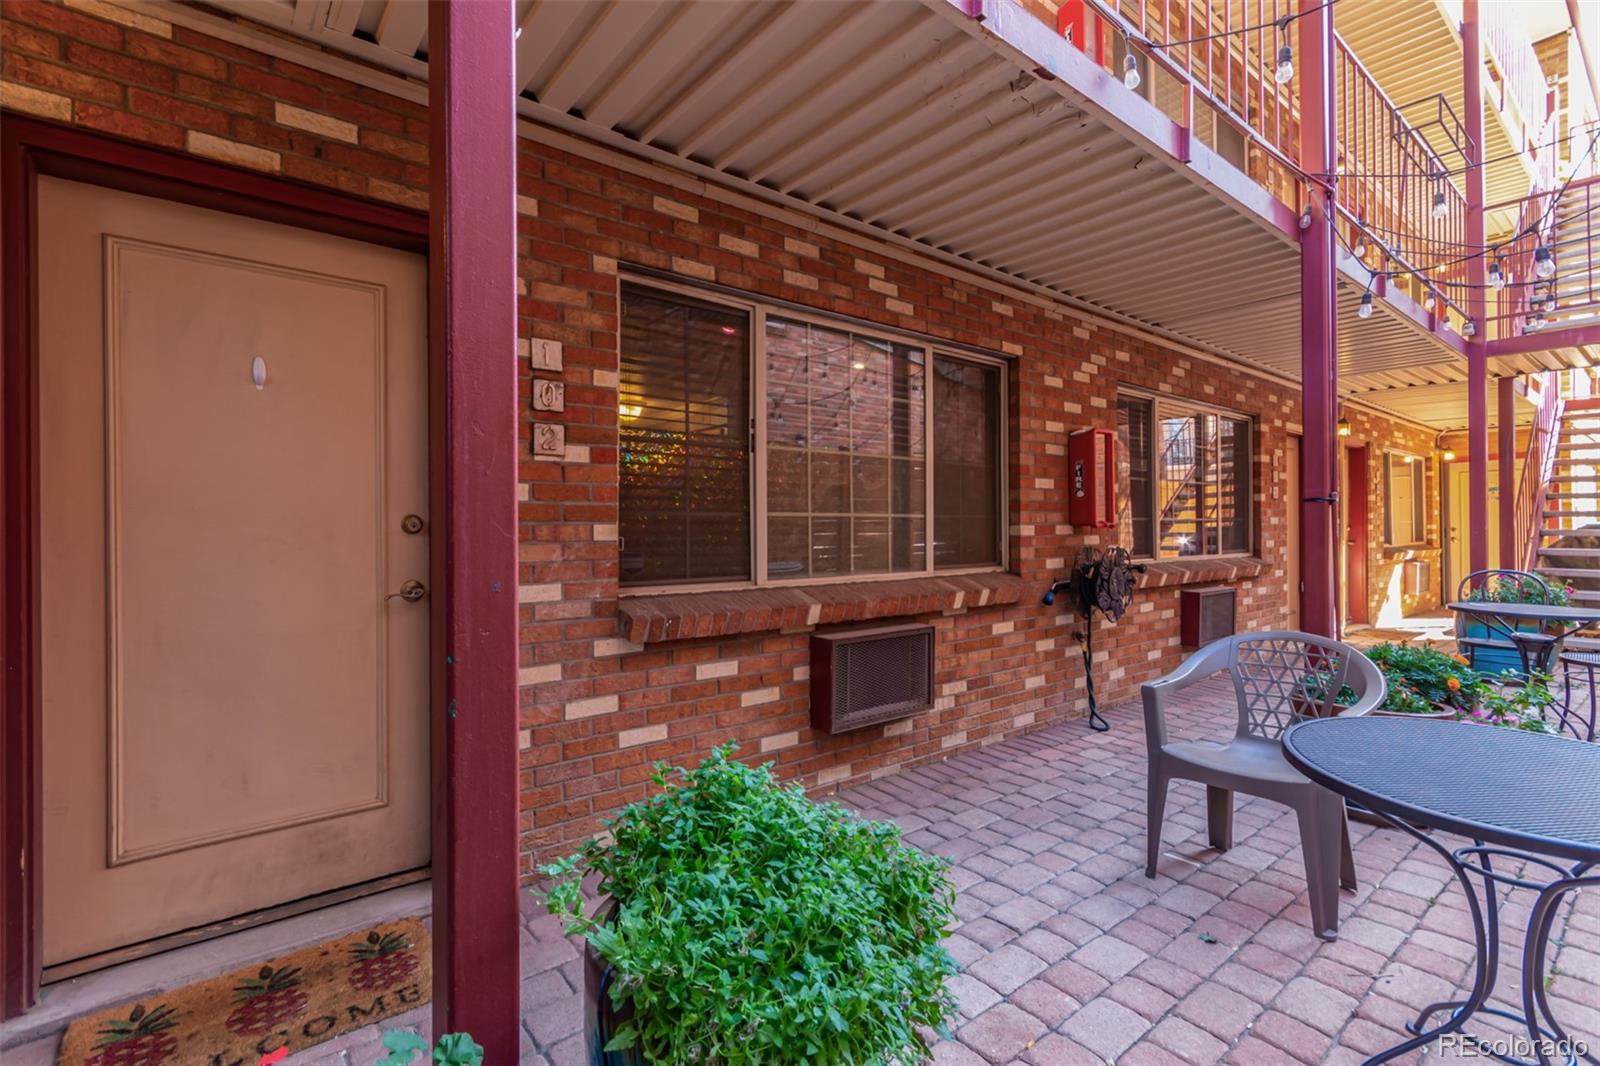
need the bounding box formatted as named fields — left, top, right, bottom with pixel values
left=811, top=624, right=934, bottom=735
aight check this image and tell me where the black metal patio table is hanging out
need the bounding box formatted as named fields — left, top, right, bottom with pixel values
left=1447, top=601, right=1600, bottom=678
left=1283, top=717, right=1600, bottom=1066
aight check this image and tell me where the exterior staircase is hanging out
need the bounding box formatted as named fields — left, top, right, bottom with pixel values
left=1534, top=401, right=1600, bottom=649
left=1542, top=180, right=1600, bottom=330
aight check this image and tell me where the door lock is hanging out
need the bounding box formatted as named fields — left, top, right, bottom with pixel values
left=401, top=514, right=425, bottom=535
left=387, top=580, right=426, bottom=603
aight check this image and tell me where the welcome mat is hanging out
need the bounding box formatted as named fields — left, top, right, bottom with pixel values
left=57, top=917, right=431, bottom=1066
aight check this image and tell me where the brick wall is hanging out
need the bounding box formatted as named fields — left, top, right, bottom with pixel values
left=0, top=0, right=1439, bottom=874
left=1342, top=408, right=1445, bottom=625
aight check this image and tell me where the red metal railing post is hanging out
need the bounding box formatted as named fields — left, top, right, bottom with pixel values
left=1465, top=0, right=1491, bottom=574
left=1498, top=376, right=1517, bottom=567
left=427, top=1, right=522, bottom=1059
left=1298, top=0, right=1339, bottom=637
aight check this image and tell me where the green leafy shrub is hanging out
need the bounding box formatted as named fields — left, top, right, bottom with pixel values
left=541, top=744, right=958, bottom=1066
left=1365, top=642, right=1477, bottom=711
left=377, top=1031, right=484, bottom=1066
left=1469, top=672, right=1559, bottom=734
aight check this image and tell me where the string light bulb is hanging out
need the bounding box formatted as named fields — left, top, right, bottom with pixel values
left=1431, top=187, right=1449, bottom=220
left=1274, top=42, right=1294, bottom=85
left=1423, top=291, right=1436, bottom=312
left=1358, top=290, right=1374, bottom=319
left=1123, top=52, right=1141, bottom=92
left=1352, top=234, right=1368, bottom=259
left=1462, top=318, right=1477, bottom=338
left=1489, top=259, right=1506, bottom=290
left=1542, top=288, right=1558, bottom=314
left=1535, top=246, right=1556, bottom=279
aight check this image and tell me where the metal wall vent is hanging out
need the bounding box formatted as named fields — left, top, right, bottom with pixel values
left=1180, top=585, right=1237, bottom=647
left=810, top=624, right=935, bottom=735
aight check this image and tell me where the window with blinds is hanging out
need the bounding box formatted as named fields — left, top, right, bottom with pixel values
left=618, top=284, right=751, bottom=585
left=618, top=282, right=1008, bottom=589
left=1384, top=453, right=1426, bottom=546
left=1118, top=392, right=1253, bottom=559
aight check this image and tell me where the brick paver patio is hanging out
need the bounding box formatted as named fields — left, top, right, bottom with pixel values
left=293, top=678, right=1599, bottom=1064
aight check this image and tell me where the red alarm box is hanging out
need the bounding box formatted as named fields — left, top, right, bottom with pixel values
left=1068, top=428, right=1116, bottom=528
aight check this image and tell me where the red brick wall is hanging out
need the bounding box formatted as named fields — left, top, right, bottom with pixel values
left=1342, top=409, right=1445, bottom=625
left=0, top=0, right=1438, bottom=873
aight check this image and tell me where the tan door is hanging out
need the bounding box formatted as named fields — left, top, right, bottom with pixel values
left=1447, top=462, right=1502, bottom=596
left=38, top=177, right=430, bottom=966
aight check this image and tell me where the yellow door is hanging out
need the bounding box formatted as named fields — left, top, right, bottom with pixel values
left=38, top=177, right=431, bottom=966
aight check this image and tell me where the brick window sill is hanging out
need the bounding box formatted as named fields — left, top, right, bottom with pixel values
left=1134, top=557, right=1270, bottom=588
left=618, top=573, right=1029, bottom=644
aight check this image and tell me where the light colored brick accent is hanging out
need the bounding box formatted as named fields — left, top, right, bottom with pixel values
left=992, top=621, right=1015, bottom=635
left=0, top=82, right=70, bottom=121
left=517, top=195, right=539, bottom=217
left=565, top=694, right=618, bottom=720
left=187, top=132, right=281, bottom=173
left=518, top=728, right=532, bottom=750
left=883, top=719, right=913, bottom=737
left=741, top=686, right=780, bottom=707
left=816, top=763, right=852, bottom=786
left=519, top=583, right=561, bottom=603
left=941, top=730, right=968, bottom=749
left=65, top=0, right=171, bottom=36
left=368, top=179, right=426, bottom=210
left=696, top=661, right=738, bottom=680
left=719, top=233, right=759, bottom=257
left=760, top=731, right=798, bottom=753
left=653, top=196, right=698, bottom=221
left=886, top=298, right=913, bottom=315
left=671, top=256, right=715, bottom=281
left=592, top=524, right=619, bottom=542
left=854, top=258, right=884, bottom=278
left=519, top=663, right=561, bottom=686
left=784, top=236, right=820, bottom=257
left=783, top=269, right=819, bottom=290
left=593, top=637, right=643, bottom=657
left=619, top=724, right=668, bottom=748
left=869, top=278, right=898, bottom=296
left=592, top=369, right=619, bottom=389
left=274, top=102, right=358, bottom=144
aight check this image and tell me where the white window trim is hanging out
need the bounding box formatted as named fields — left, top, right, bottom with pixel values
left=1119, top=386, right=1257, bottom=562
left=1383, top=450, right=1428, bottom=548
left=619, top=275, right=1010, bottom=595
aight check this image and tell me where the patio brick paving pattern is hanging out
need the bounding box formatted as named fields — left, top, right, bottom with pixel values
left=292, top=679, right=1600, bottom=1065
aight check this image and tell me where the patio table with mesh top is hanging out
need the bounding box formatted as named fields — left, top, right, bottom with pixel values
left=1447, top=601, right=1600, bottom=678
left=1284, top=717, right=1600, bottom=1066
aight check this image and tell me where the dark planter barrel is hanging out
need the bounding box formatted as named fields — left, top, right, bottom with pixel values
left=583, top=901, right=645, bottom=1066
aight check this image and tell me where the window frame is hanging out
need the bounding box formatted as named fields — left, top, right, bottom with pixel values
left=619, top=275, right=1010, bottom=595
left=1382, top=450, right=1428, bottom=548
left=1117, top=386, right=1257, bottom=562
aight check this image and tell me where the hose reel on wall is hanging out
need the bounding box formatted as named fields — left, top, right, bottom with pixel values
left=1045, top=546, right=1147, bottom=732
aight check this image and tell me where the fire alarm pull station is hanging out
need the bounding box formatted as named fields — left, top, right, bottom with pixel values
left=1068, top=428, right=1116, bottom=528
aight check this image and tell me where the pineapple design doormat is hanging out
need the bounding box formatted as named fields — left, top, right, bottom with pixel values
left=57, top=918, right=430, bottom=1066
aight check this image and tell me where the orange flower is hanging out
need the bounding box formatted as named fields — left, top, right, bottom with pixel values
left=1447, top=677, right=1461, bottom=692
left=1452, top=654, right=1470, bottom=666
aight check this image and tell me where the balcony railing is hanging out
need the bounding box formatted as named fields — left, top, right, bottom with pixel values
left=1484, top=154, right=1600, bottom=342
left=1334, top=40, right=1469, bottom=320
left=1482, top=0, right=1552, bottom=151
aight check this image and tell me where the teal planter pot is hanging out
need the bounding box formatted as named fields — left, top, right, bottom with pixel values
left=1457, top=615, right=1538, bottom=679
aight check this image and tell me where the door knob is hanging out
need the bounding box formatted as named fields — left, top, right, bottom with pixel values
left=387, top=580, right=426, bottom=603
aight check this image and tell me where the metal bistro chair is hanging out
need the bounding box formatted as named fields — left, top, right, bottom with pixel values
left=1455, top=569, right=1561, bottom=680
left=1558, top=649, right=1600, bottom=742
left=1143, top=632, right=1386, bottom=940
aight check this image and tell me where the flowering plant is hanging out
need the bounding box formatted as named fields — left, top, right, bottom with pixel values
left=1364, top=643, right=1478, bottom=712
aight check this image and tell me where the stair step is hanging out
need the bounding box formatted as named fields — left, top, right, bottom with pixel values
left=1545, top=492, right=1600, bottom=500
left=1530, top=566, right=1600, bottom=578
left=1538, top=546, right=1600, bottom=556
left=1543, top=512, right=1600, bottom=519
left=1542, top=525, right=1600, bottom=536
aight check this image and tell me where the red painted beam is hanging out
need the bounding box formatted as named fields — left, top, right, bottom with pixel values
left=1298, top=0, right=1339, bottom=638
left=427, top=1, right=521, bottom=1058
left=1464, top=0, right=1490, bottom=576
left=1498, top=376, right=1517, bottom=568
left=1487, top=323, right=1600, bottom=356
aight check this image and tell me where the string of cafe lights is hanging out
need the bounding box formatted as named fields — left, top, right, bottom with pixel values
left=1115, top=0, right=1338, bottom=94
left=1351, top=129, right=1600, bottom=333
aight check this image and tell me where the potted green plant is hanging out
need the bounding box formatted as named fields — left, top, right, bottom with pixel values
left=541, top=744, right=958, bottom=1066
left=1363, top=643, right=1476, bottom=719
left=1456, top=580, right=1573, bottom=677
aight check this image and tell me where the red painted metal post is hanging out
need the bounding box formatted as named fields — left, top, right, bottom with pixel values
left=1498, top=375, right=1517, bottom=567
left=1298, top=0, right=1339, bottom=637
left=427, top=1, right=521, bottom=1058
left=1465, top=0, right=1491, bottom=575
